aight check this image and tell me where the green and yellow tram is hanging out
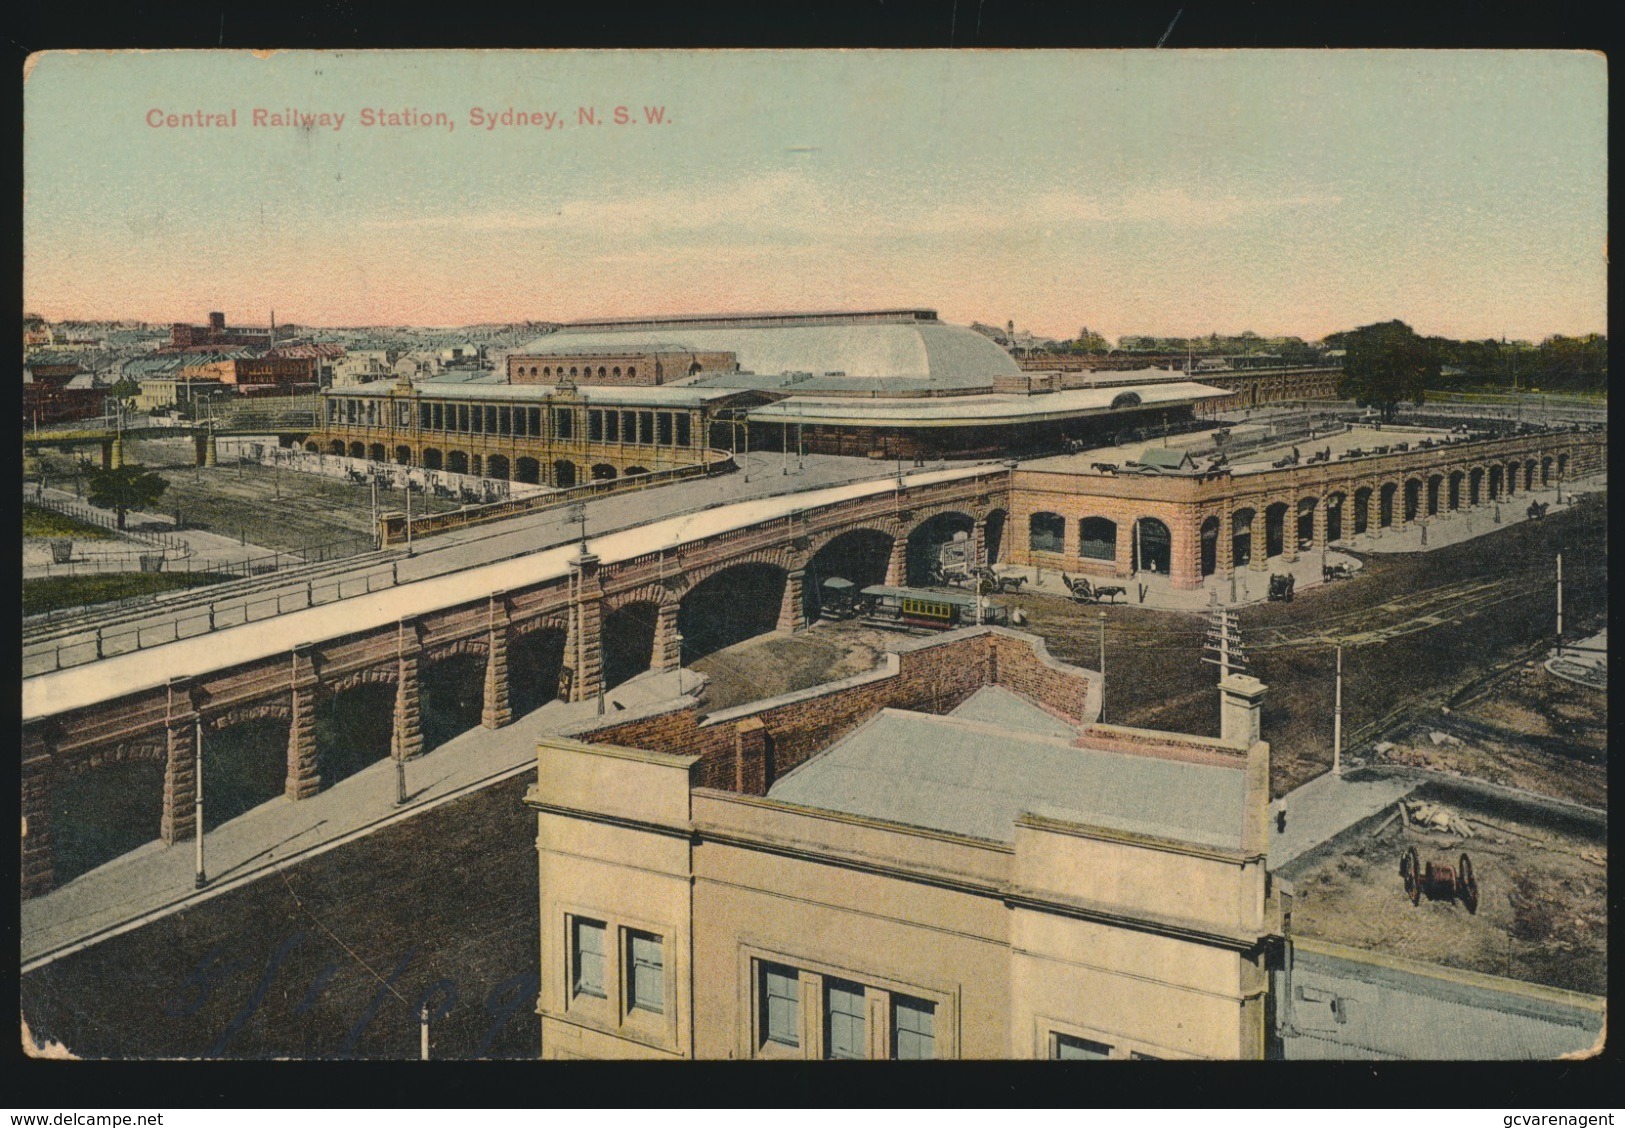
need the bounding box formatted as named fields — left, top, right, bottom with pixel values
left=858, top=585, right=1008, bottom=631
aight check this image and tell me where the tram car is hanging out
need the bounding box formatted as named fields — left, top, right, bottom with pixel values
left=817, top=576, right=860, bottom=620
left=858, top=585, right=1008, bottom=632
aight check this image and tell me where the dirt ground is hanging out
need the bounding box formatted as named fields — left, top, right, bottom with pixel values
left=32, top=439, right=464, bottom=555
left=1287, top=797, right=1607, bottom=995
left=1457, top=660, right=1608, bottom=753
left=692, top=624, right=897, bottom=712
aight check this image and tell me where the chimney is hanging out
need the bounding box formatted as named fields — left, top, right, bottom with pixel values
left=1219, top=673, right=1266, bottom=747
left=209, top=312, right=226, bottom=331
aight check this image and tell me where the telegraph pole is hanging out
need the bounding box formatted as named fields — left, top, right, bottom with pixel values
left=371, top=478, right=380, bottom=549
left=1555, top=553, right=1564, bottom=657
left=1333, top=645, right=1343, bottom=777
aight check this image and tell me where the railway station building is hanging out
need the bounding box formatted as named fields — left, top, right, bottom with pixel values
left=307, top=310, right=1246, bottom=482
left=1003, top=425, right=1608, bottom=591
left=527, top=628, right=1282, bottom=1060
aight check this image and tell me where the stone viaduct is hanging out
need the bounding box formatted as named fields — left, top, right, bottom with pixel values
left=20, top=466, right=1011, bottom=899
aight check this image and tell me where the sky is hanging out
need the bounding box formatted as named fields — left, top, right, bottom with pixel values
left=23, top=50, right=1607, bottom=342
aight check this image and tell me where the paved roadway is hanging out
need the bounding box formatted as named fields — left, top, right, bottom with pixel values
left=21, top=452, right=954, bottom=676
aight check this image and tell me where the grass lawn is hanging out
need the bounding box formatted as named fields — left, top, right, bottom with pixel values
left=22, top=503, right=114, bottom=540
left=23, top=571, right=230, bottom=615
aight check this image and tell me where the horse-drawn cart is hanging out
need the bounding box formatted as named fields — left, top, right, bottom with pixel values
left=1061, top=573, right=1126, bottom=605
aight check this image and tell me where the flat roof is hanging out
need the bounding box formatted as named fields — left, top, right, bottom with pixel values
left=744, top=381, right=1229, bottom=428
left=561, top=309, right=938, bottom=330
left=1280, top=945, right=1605, bottom=1060
left=766, top=706, right=1246, bottom=847
left=324, top=381, right=743, bottom=407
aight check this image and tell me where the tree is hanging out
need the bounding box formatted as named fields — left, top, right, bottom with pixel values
left=85, top=464, right=169, bottom=530
left=1330, top=320, right=1437, bottom=422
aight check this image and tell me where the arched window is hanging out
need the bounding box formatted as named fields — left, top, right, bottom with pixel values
left=1110, top=391, right=1143, bottom=410
left=598, top=367, right=607, bottom=379
left=1078, top=517, right=1117, bottom=560
left=570, top=367, right=578, bottom=378
left=1029, top=512, right=1066, bottom=554
left=543, top=367, right=551, bottom=378
left=612, top=367, right=621, bottom=378
left=627, top=367, right=636, bottom=379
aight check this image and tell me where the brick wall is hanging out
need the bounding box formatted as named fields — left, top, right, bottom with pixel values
left=576, top=629, right=1098, bottom=795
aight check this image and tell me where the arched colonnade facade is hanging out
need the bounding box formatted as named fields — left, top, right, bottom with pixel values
left=1006, top=431, right=1604, bottom=591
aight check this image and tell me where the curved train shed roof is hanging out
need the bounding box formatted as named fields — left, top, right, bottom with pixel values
left=523, top=310, right=1023, bottom=390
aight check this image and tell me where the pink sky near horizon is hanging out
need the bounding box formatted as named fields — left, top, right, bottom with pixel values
left=23, top=50, right=1608, bottom=344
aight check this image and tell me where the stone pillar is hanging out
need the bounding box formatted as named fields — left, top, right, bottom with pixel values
left=884, top=533, right=908, bottom=587
left=1171, top=517, right=1202, bottom=591
left=777, top=569, right=807, bottom=633
left=1219, top=513, right=1235, bottom=581
left=285, top=645, right=321, bottom=800
left=1220, top=673, right=1267, bottom=748
left=21, top=728, right=54, bottom=899
left=1313, top=501, right=1328, bottom=555
left=482, top=593, right=511, bottom=730
left=568, top=554, right=604, bottom=703
left=651, top=599, right=682, bottom=673
left=161, top=680, right=199, bottom=845
left=392, top=620, right=423, bottom=762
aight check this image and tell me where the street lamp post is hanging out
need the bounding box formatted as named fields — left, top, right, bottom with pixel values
left=194, top=715, right=208, bottom=889
left=1097, top=611, right=1108, bottom=722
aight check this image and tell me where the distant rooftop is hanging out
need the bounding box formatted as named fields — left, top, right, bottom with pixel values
left=767, top=702, right=1247, bottom=848
left=561, top=309, right=939, bottom=331
left=528, top=309, right=1022, bottom=389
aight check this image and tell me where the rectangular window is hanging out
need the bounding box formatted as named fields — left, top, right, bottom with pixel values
left=605, top=410, right=619, bottom=442
left=498, top=406, right=511, bottom=436
left=419, top=402, right=431, bottom=429
left=627, top=930, right=664, bottom=1014
left=676, top=413, right=691, bottom=447
left=572, top=919, right=606, bottom=999
left=528, top=407, right=542, bottom=438
left=621, top=410, right=635, bottom=442
left=327, top=400, right=338, bottom=422
left=486, top=405, right=498, bottom=433
left=555, top=408, right=574, bottom=439
left=639, top=411, right=654, bottom=446
left=1053, top=1033, right=1111, bottom=1060
left=457, top=404, right=470, bottom=433
left=471, top=404, right=484, bottom=434
left=432, top=403, right=444, bottom=431
left=892, top=995, right=935, bottom=1060
left=589, top=409, right=604, bottom=442
left=759, top=963, right=800, bottom=1049
left=824, top=979, right=866, bottom=1060
left=657, top=411, right=673, bottom=445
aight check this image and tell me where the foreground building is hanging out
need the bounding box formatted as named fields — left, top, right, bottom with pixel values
left=526, top=628, right=1282, bottom=1060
